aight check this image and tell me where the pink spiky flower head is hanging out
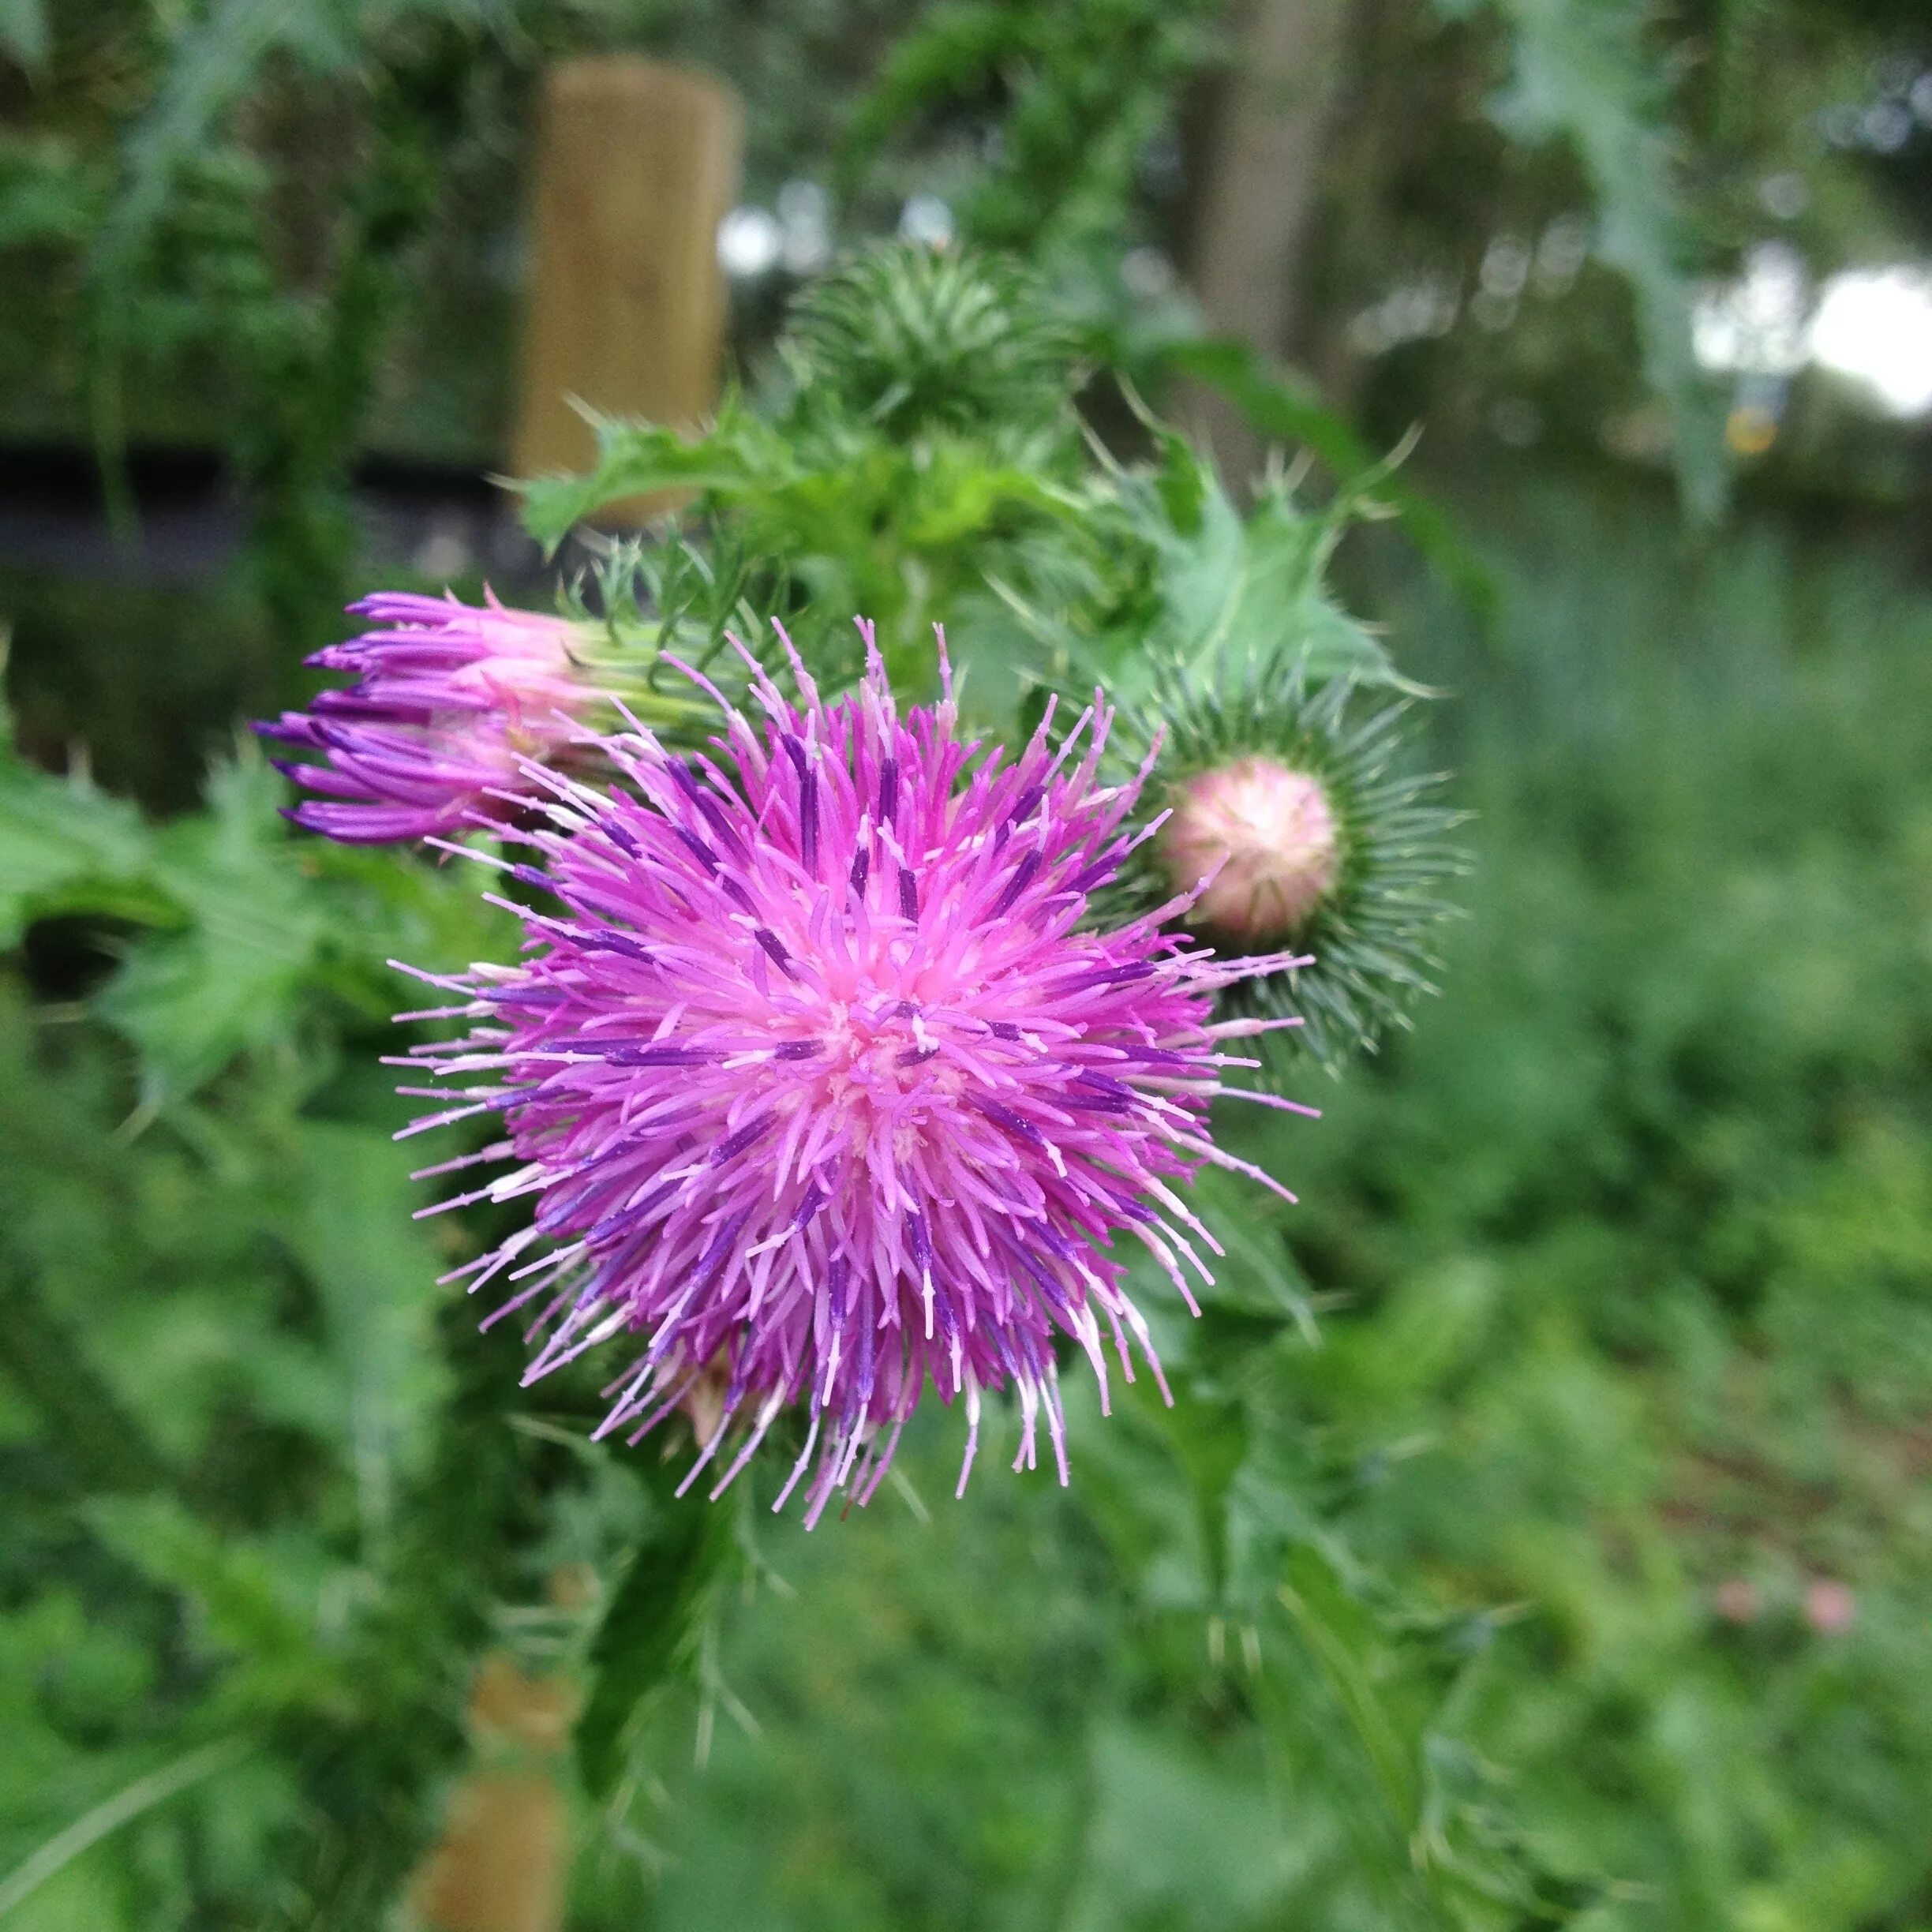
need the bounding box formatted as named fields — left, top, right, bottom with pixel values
left=258, top=591, right=595, bottom=844
left=399, top=622, right=1311, bottom=1524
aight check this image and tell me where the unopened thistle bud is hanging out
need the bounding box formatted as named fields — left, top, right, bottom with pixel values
left=782, top=241, right=1080, bottom=440
left=1106, top=651, right=1466, bottom=1073
left=1160, top=757, right=1342, bottom=943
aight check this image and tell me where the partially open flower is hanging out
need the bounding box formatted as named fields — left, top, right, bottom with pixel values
left=1160, top=757, right=1342, bottom=944
left=1103, top=650, right=1466, bottom=1073
left=398, top=621, right=1309, bottom=1523
left=259, top=591, right=597, bottom=845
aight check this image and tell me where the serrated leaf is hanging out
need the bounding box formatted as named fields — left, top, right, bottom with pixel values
left=83, top=1495, right=341, bottom=1716
left=1273, top=1544, right=1603, bottom=1921
left=95, top=751, right=325, bottom=1098
left=1130, top=467, right=1413, bottom=702
left=1157, top=335, right=1497, bottom=617
left=516, top=402, right=792, bottom=552
left=0, top=719, right=171, bottom=946
left=302, top=838, right=521, bottom=1012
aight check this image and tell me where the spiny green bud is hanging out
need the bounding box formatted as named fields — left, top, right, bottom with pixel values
left=781, top=241, right=1080, bottom=440
left=1108, top=651, right=1467, bottom=1074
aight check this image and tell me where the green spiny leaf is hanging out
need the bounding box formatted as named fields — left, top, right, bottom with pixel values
left=95, top=749, right=326, bottom=1099
left=516, top=400, right=792, bottom=553
left=0, top=699, right=171, bottom=946
left=84, top=1494, right=343, bottom=1717
left=575, top=1477, right=740, bottom=1801
left=1125, top=465, right=1413, bottom=705
left=1157, top=335, right=1498, bottom=619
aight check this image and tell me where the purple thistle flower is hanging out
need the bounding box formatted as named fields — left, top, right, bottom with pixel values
left=396, top=621, right=1312, bottom=1525
left=258, top=591, right=592, bottom=844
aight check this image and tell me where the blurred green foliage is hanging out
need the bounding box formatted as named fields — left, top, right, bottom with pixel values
left=4, top=1, right=1932, bottom=1926
left=1432, top=0, right=1731, bottom=522
left=6, top=0, right=1858, bottom=577
left=582, top=483, right=1932, bottom=1931
left=5, top=476, right=1930, bottom=1926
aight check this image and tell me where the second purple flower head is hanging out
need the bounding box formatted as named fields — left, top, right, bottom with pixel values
left=258, top=590, right=596, bottom=844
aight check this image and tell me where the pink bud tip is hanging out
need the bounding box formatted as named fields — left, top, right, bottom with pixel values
left=1160, top=757, right=1342, bottom=942
left=1803, top=1578, right=1855, bottom=1635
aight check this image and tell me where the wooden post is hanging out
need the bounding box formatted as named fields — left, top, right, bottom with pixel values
left=512, top=57, right=742, bottom=521
left=408, top=1655, right=580, bottom=1932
